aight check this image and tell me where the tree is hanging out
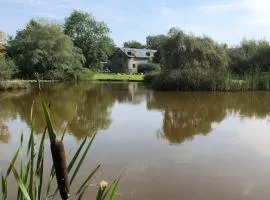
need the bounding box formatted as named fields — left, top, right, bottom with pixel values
left=123, top=40, right=145, bottom=49
left=146, top=34, right=167, bottom=63
left=0, top=31, right=5, bottom=54
left=162, top=28, right=228, bottom=71
left=228, top=39, right=270, bottom=75
left=64, top=10, right=115, bottom=69
left=7, top=20, right=84, bottom=80
left=0, top=31, right=15, bottom=80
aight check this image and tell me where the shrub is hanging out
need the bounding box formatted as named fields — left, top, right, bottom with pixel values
left=150, top=68, right=228, bottom=91
left=137, top=63, right=160, bottom=74
left=0, top=56, right=15, bottom=80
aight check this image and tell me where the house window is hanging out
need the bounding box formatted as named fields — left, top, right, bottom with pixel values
left=133, top=64, right=136, bottom=68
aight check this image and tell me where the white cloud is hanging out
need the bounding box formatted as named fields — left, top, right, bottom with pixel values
left=197, top=0, right=270, bottom=27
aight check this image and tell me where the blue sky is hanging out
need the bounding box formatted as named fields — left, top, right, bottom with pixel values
left=1, top=0, right=270, bottom=46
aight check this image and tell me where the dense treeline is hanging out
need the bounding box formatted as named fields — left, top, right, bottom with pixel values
left=0, top=10, right=115, bottom=81
left=2, top=9, right=270, bottom=88
left=145, top=28, right=270, bottom=91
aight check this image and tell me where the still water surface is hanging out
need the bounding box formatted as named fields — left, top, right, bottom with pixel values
left=1, top=82, right=270, bottom=199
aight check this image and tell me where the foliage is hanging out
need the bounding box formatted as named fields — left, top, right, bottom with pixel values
left=146, top=34, right=167, bottom=63
left=64, top=10, right=115, bottom=69
left=123, top=40, right=145, bottom=49
left=0, top=92, right=121, bottom=200
left=7, top=20, right=84, bottom=80
left=79, top=68, right=95, bottom=81
left=228, top=39, right=270, bottom=75
left=161, top=28, right=229, bottom=71
left=137, top=63, right=160, bottom=74
left=0, top=30, right=5, bottom=54
left=0, top=55, right=15, bottom=80
left=149, top=68, right=229, bottom=91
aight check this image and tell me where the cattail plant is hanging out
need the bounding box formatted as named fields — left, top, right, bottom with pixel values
left=0, top=85, right=121, bottom=200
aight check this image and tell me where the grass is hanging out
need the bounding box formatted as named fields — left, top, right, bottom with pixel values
left=0, top=88, right=121, bottom=200
left=79, top=69, right=144, bottom=82
left=93, top=73, right=144, bottom=82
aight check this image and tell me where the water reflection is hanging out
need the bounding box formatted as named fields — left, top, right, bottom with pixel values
left=0, top=121, right=10, bottom=143
left=148, top=92, right=270, bottom=143
left=0, top=82, right=145, bottom=140
left=1, top=83, right=270, bottom=143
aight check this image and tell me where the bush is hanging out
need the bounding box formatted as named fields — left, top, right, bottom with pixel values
left=149, top=68, right=229, bottom=91
left=0, top=56, right=15, bottom=80
left=137, top=63, right=160, bottom=74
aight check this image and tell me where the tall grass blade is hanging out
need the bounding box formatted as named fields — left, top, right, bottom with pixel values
left=36, top=130, right=46, bottom=173
left=40, top=94, right=56, bottom=142
left=17, top=161, right=23, bottom=200
left=29, top=131, right=35, bottom=200
left=108, top=176, right=121, bottom=200
left=76, top=164, right=101, bottom=195
left=1, top=172, right=7, bottom=200
left=12, top=167, right=31, bottom=200
left=69, top=133, right=97, bottom=186
left=6, top=147, right=20, bottom=177
left=61, top=124, right=68, bottom=142
left=37, top=155, right=44, bottom=200
left=20, top=132, right=24, bottom=146
left=45, top=166, right=55, bottom=198
left=67, top=137, right=87, bottom=172
left=23, top=157, right=31, bottom=184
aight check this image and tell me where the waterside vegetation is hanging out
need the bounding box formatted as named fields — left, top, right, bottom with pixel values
left=1, top=11, right=270, bottom=90
left=0, top=89, right=121, bottom=200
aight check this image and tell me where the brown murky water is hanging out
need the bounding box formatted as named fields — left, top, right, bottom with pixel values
left=1, top=82, right=270, bottom=199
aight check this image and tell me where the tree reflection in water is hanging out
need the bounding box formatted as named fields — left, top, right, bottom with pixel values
left=0, top=82, right=145, bottom=140
left=148, top=91, right=270, bottom=144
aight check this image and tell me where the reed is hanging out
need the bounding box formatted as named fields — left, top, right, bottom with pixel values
left=0, top=91, right=121, bottom=200
left=146, top=69, right=270, bottom=91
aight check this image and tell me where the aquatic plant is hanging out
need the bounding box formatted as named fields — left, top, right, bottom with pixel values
left=0, top=91, right=121, bottom=200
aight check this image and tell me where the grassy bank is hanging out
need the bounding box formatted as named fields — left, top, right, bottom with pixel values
left=94, top=73, right=144, bottom=81
left=79, top=70, right=144, bottom=82
left=145, top=69, right=270, bottom=91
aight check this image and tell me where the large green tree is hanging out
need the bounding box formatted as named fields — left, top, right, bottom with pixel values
left=146, top=34, right=167, bottom=63
left=7, top=20, right=84, bottom=80
left=64, top=10, right=115, bottom=69
left=0, top=31, right=5, bottom=54
left=0, top=31, right=15, bottom=80
left=162, top=28, right=228, bottom=71
left=228, top=39, right=270, bottom=75
left=123, top=40, right=145, bottom=49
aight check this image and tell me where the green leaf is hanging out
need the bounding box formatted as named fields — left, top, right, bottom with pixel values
left=6, top=147, right=20, bottom=177
left=1, top=172, right=7, bottom=200
left=12, top=167, right=31, bottom=200
left=67, top=137, right=87, bottom=172
left=76, top=164, right=101, bottom=195
left=108, top=176, right=121, bottom=200
left=70, top=133, right=97, bottom=186
left=40, top=94, right=56, bottom=142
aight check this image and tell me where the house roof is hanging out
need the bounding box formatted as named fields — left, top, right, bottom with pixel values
left=119, top=47, right=157, bottom=58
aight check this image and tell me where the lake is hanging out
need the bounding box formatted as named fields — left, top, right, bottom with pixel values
left=1, top=82, right=270, bottom=200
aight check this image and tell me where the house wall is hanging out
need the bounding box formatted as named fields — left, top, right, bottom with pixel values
left=127, top=58, right=150, bottom=73
left=110, top=51, right=129, bottom=73
left=110, top=49, right=154, bottom=73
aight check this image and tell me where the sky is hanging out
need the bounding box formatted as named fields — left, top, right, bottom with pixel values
left=1, top=0, right=270, bottom=46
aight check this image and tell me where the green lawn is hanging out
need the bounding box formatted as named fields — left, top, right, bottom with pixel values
left=92, top=73, right=144, bottom=82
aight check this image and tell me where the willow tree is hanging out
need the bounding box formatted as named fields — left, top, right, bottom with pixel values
left=161, top=28, right=229, bottom=71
